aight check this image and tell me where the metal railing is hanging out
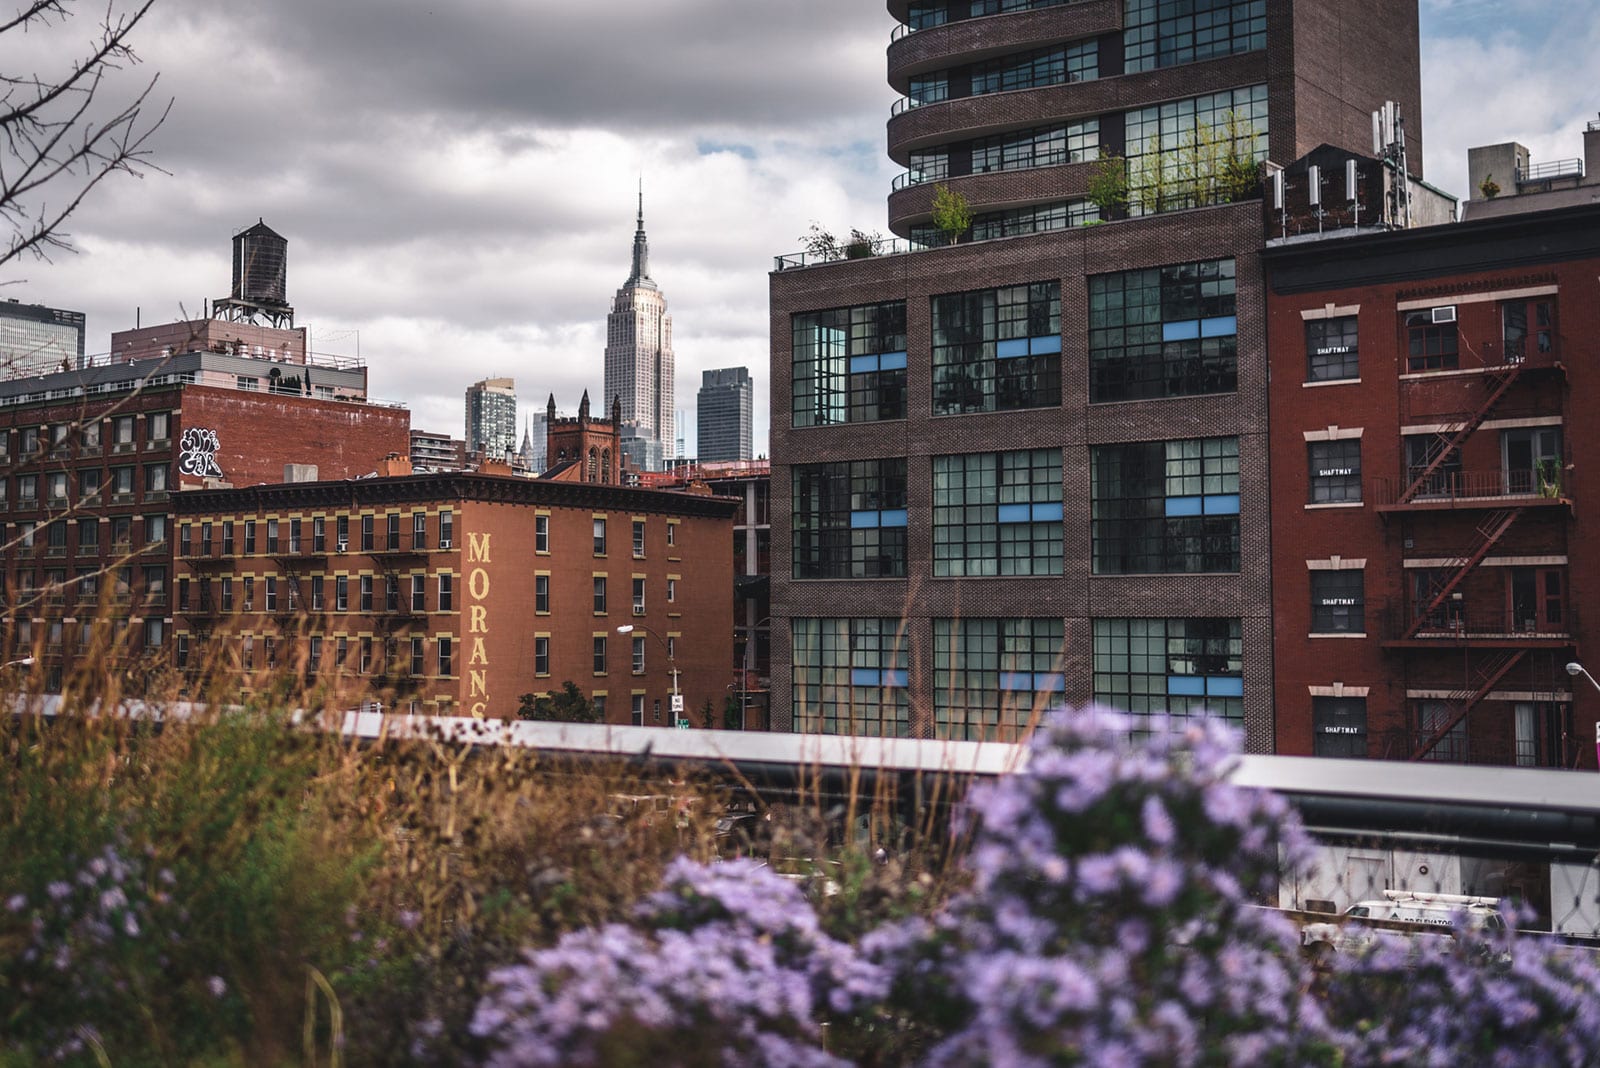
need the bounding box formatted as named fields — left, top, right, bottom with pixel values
left=1374, top=600, right=1578, bottom=643
left=1517, top=158, right=1584, bottom=183
left=1370, top=467, right=1571, bottom=507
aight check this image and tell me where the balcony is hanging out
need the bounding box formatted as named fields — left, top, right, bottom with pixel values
left=1372, top=468, right=1573, bottom=512
left=1376, top=600, right=1577, bottom=649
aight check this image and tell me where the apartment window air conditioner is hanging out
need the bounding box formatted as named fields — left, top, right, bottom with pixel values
left=439, top=539, right=452, bottom=549
left=1432, top=306, right=1457, bottom=324
left=336, top=538, right=348, bottom=552
left=633, top=605, right=646, bottom=616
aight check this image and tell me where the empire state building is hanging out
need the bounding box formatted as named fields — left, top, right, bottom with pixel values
left=604, top=194, right=673, bottom=469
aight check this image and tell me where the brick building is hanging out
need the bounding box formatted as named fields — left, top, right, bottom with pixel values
left=0, top=336, right=409, bottom=687
left=768, top=0, right=1423, bottom=743
left=1265, top=193, right=1600, bottom=768
left=172, top=471, right=737, bottom=724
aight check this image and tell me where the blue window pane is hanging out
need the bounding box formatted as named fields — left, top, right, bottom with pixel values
left=997, top=503, right=1033, bottom=524
left=882, top=669, right=908, bottom=688
left=1033, top=672, right=1064, bottom=693
left=1165, top=496, right=1203, bottom=517
left=879, top=351, right=908, bottom=370
left=1202, top=494, right=1240, bottom=515
left=996, top=338, right=1030, bottom=358
left=879, top=509, right=908, bottom=528
left=851, top=667, right=881, bottom=687
left=1167, top=676, right=1205, bottom=696
left=1162, top=320, right=1200, bottom=342
left=1000, top=671, right=1031, bottom=692
left=1030, top=334, right=1062, bottom=355
left=850, top=354, right=880, bottom=374
left=1031, top=502, right=1064, bottom=522
left=1200, top=315, right=1237, bottom=338
left=1206, top=676, right=1244, bottom=698
left=850, top=510, right=880, bottom=529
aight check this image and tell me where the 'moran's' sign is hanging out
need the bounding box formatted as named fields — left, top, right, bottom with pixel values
left=467, top=531, right=491, bottom=718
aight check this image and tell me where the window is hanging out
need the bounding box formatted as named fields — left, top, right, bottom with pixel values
left=17, top=474, right=36, bottom=504
left=200, top=522, right=213, bottom=555
left=386, top=513, right=400, bottom=550
left=336, top=515, right=350, bottom=550
left=311, top=575, right=326, bottom=611
left=49, top=424, right=69, bottom=452
left=264, top=576, right=277, bottom=611
left=1405, top=309, right=1459, bottom=371
left=792, top=459, right=907, bottom=579
left=145, top=515, right=166, bottom=545
left=1123, top=84, right=1268, bottom=213
left=1089, top=260, right=1237, bottom=401
left=593, top=635, right=607, bottom=674
left=438, top=572, right=453, bottom=611
left=1091, top=438, right=1240, bottom=574
left=242, top=576, right=253, bottom=610
left=77, top=518, right=97, bottom=553
left=908, top=73, right=948, bottom=106
left=147, top=412, right=169, bottom=443
left=792, top=302, right=908, bottom=427
left=385, top=575, right=400, bottom=612
left=222, top=521, right=235, bottom=555
left=1313, top=697, right=1367, bottom=758
left=143, top=618, right=164, bottom=650
left=244, top=520, right=256, bottom=554
left=592, top=518, right=607, bottom=555
left=139, top=462, right=168, bottom=497
left=934, top=618, right=1065, bottom=740
left=266, top=519, right=279, bottom=554
left=336, top=575, right=349, bottom=611
left=411, top=574, right=425, bottom=612
left=46, top=520, right=66, bottom=554
left=46, top=472, right=67, bottom=504
left=631, top=635, right=646, bottom=673
left=360, top=514, right=374, bottom=551
left=932, top=283, right=1060, bottom=415
left=971, top=39, right=1097, bottom=93
left=666, top=523, right=675, bottom=547
left=1502, top=298, right=1555, bottom=361
left=79, top=468, right=101, bottom=502
left=593, top=576, right=607, bottom=613
left=220, top=576, right=234, bottom=612
left=535, top=514, right=548, bottom=553
left=359, top=637, right=373, bottom=673
left=80, top=421, right=100, bottom=451
left=971, top=119, right=1099, bottom=174
left=439, top=509, right=453, bottom=548
left=112, top=416, right=134, bottom=447
left=312, top=516, right=326, bottom=552
left=666, top=577, right=676, bottom=603
left=1093, top=618, right=1243, bottom=726
left=1125, top=0, right=1266, bottom=72
left=360, top=575, right=373, bottom=611
left=535, top=636, right=550, bottom=677
left=439, top=636, right=454, bottom=677
left=631, top=693, right=646, bottom=726
left=1404, top=435, right=1461, bottom=499
left=632, top=520, right=646, bottom=557
left=111, top=516, right=131, bottom=548
left=933, top=449, right=1062, bottom=577
left=1415, top=700, right=1468, bottom=762
left=535, top=574, right=550, bottom=614
left=791, top=618, right=910, bottom=737
left=1308, top=440, right=1361, bottom=503
left=411, top=636, right=425, bottom=676
left=1310, top=569, right=1364, bottom=633
left=1514, top=702, right=1564, bottom=768
left=1306, top=316, right=1358, bottom=381
left=631, top=577, right=645, bottom=615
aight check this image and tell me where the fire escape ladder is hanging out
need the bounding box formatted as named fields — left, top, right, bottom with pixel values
left=1408, top=649, right=1528, bottom=761
left=1397, top=362, right=1524, bottom=504
left=1400, top=509, right=1522, bottom=639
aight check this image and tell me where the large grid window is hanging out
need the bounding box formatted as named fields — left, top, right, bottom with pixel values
left=1124, top=0, right=1266, bottom=72
left=792, top=302, right=907, bottom=427
left=792, top=460, right=907, bottom=579
left=934, top=618, right=1065, bottom=740
left=1306, top=316, right=1358, bottom=381
left=792, top=618, right=909, bottom=737
left=972, top=119, right=1099, bottom=174
left=1313, top=697, right=1367, bottom=758
left=932, top=283, right=1060, bottom=415
left=1124, top=84, right=1267, bottom=213
left=1091, top=438, right=1239, bottom=573
left=1405, top=310, right=1459, bottom=371
left=1415, top=700, right=1468, bottom=762
left=1089, top=259, right=1236, bottom=401
left=971, top=40, right=1098, bottom=95
left=933, top=449, right=1063, bottom=576
left=1093, top=617, right=1243, bottom=726
left=1310, top=570, right=1364, bottom=633
left=1308, top=440, right=1361, bottom=503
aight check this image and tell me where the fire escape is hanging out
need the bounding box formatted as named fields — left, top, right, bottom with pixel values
left=1377, top=337, right=1572, bottom=761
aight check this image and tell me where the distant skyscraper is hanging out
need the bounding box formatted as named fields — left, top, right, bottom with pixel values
left=518, top=411, right=547, bottom=473
left=0, top=299, right=85, bottom=378
left=465, top=377, right=517, bottom=460
left=697, top=366, right=753, bottom=462
left=604, top=191, right=673, bottom=470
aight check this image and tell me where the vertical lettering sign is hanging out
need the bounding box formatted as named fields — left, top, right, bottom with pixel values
left=467, top=531, right=491, bottom=718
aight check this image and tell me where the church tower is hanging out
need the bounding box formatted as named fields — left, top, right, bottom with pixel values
left=603, top=187, right=674, bottom=471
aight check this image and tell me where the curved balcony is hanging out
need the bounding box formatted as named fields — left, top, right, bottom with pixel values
left=886, top=50, right=1268, bottom=164
left=886, top=0, right=1122, bottom=92
left=887, top=160, right=1096, bottom=236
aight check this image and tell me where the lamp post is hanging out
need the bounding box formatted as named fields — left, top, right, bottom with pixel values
left=617, top=624, right=683, bottom=727
left=1563, top=662, right=1600, bottom=769
left=3, top=657, right=34, bottom=669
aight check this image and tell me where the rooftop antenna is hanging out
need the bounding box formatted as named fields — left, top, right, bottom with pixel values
left=1371, top=101, right=1412, bottom=229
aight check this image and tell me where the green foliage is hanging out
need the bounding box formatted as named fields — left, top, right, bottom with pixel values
left=798, top=221, right=841, bottom=260
left=1086, top=150, right=1130, bottom=217
left=722, top=693, right=744, bottom=731
left=1127, top=110, right=1262, bottom=216
left=1480, top=173, right=1501, bottom=199
left=517, top=680, right=601, bottom=723
left=930, top=183, right=973, bottom=243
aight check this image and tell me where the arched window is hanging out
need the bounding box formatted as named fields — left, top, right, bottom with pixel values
left=587, top=447, right=599, bottom=482
left=602, top=449, right=611, bottom=483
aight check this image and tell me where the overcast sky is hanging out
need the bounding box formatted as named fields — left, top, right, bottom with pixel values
left=5, top=0, right=1598, bottom=458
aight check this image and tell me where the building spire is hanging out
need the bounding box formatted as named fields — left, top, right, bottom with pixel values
left=628, top=177, right=651, bottom=284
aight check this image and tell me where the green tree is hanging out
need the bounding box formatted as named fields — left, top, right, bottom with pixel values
left=1086, top=151, right=1130, bottom=218
left=516, top=680, right=601, bottom=723
left=930, top=183, right=973, bottom=244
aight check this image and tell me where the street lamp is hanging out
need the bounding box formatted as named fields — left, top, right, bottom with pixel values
left=617, top=624, right=683, bottom=727
left=3, top=657, right=35, bottom=669
left=1563, top=662, right=1600, bottom=769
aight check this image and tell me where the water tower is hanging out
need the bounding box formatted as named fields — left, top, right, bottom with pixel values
left=213, top=219, right=294, bottom=328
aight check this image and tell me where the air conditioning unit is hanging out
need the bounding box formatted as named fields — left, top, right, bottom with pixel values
left=439, top=539, right=452, bottom=549
left=1432, top=306, right=1457, bottom=324
left=633, top=605, right=646, bottom=616
left=336, top=539, right=348, bottom=552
